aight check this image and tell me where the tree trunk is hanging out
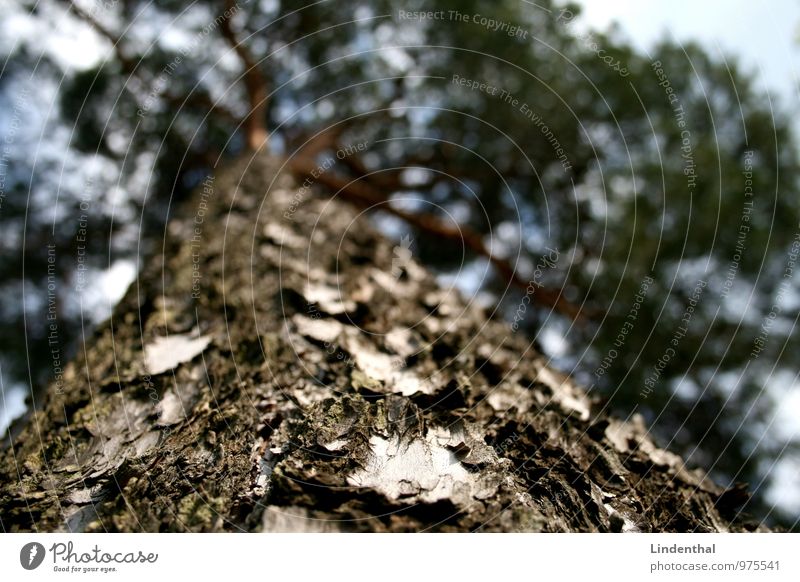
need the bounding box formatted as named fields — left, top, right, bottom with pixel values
left=0, top=154, right=764, bottom=532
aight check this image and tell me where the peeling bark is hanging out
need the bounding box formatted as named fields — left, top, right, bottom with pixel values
left=0, top=155, right=766, bottom=532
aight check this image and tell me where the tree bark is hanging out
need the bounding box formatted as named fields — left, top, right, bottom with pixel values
left=0, top=154, right=765, bottom=532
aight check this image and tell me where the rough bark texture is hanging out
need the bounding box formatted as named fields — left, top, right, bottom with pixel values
left=0, top=154, right=765, bottom=532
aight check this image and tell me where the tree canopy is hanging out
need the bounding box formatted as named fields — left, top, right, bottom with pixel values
left=1, top=0, right=798, bottom=528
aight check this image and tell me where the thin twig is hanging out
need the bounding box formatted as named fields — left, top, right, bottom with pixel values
left=64, top=0, right=240, bottom=125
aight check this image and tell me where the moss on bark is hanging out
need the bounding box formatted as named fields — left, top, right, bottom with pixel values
left=0, top=155, right=766, bottom=532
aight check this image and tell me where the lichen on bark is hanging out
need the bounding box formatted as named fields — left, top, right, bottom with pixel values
left=0, top=154, right=766, bottom=532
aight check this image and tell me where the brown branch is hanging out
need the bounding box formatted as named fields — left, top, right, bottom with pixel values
left=219, top=0, right=269, bottom=150
left=295, top=125, right=346, bottom=159
left=287, top=154, right=587, bottom=321
left=335, top=151, right=416, bottom=192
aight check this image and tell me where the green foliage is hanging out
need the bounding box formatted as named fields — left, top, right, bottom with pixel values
left=2, top=0, right=798, bottom=527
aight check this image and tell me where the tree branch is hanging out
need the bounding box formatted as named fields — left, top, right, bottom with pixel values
left=287, top=154, right=586, bottom=321
left=219, top=0, right=269, bottom=150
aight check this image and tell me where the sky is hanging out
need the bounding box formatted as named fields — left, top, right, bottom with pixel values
left=577, top=0, right=800, bottom=115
